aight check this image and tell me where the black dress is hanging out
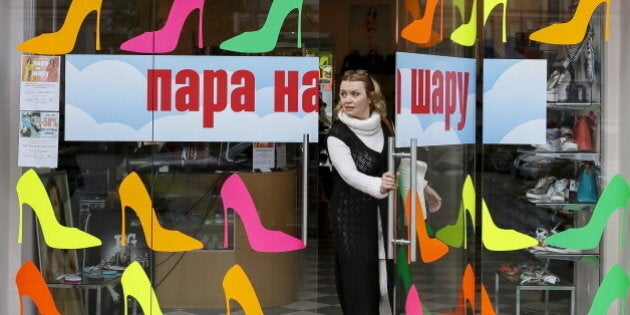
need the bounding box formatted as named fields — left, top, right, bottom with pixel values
left=327, top=120, right=393, bottom=314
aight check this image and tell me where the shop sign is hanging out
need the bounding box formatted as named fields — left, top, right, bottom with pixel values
left=483, top=59, right=547, bottom=145
left=395, top=52, right=476, bottom=147
left=65, top=55, right=319, bottom=142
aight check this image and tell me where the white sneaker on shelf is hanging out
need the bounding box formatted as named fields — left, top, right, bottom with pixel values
left=550, top=178, right=569, bottom=202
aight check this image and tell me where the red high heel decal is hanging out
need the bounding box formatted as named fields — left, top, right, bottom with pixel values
left=221, top=174, right=305, bottom=252
left=15, top=261, right=61, bottom=315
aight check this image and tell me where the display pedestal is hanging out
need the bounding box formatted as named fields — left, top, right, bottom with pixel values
left=154, top=170, right=300, bottom=308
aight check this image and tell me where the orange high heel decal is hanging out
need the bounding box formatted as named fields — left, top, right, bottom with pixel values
left=442, top=264, right=475, bottom=315
left=481, top=283, right=497, bottom=315
left=119, top=172, right=203, bottom=252
left=121, top=261, right=163, bottom=315
left=18, top=0, right=102, bottom=54
left=405, top=190, right=449, bottom=263
left=530, top=0, right=610, bottom=45
left=16, top=169, right=101, bottom=249
left=15, top=261, right=61, bottom=315
left=401, top=0, right=444, bottom=46
left=223, top=264, right=264, bottom=315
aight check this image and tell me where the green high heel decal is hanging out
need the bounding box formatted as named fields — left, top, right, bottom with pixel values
left=545, top=175, right=630, bottom=250
left=220, top=0, right=303, bottom=53
left=588, top=264, right=629, bottom=315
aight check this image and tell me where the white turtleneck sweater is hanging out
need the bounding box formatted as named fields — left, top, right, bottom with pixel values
left=327, top=112, right=387, bottom=199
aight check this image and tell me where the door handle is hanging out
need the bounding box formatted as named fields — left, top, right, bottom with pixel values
left=409, top=138, right=418, bottom=262
left=387, top=137, right=395, bottom=259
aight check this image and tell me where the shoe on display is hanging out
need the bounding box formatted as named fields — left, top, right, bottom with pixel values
left=535, top=227, right=549, bottom=243
left=535, top=128, right=560, bottom=151
left=526, top=176, right=556, bottom=201
left=551, top=178, right=569, bottom=202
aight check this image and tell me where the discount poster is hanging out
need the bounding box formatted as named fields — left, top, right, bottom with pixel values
left=18, top=111, right=60, bottom=168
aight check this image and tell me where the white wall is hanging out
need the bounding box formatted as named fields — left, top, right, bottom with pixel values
left=603, top=0, right=630, bottom=313
left=0, top=1, right=30, bottom=314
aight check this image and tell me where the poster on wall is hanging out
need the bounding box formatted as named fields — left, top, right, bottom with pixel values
left=65, top=55, right=320, bottom=143
left=483, top=59, right=546, bottom=145
left=253, top=142, right=275, bottom=172
left=18, top=111, right=59, bottom=168
left=19, top=55, right=61, bottom=111
left=395, top=52, right=476, bottom=148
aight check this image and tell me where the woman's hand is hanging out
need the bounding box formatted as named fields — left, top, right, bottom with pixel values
left=424, top=185, right=442, bottom=213
left=380, top=172, right=396, bottom=194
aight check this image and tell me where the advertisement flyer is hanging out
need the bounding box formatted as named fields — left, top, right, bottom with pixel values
left=18, top=111, right=60, bottom=168
left=20, top=55, right=61, bottom=111
left=253, top=142, right=275, bottom=172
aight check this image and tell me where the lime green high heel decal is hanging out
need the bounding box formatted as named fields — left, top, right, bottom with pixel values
left=450, top=0, right=508, bottom=46
left=121, top=262, right=163, bottom=315
left=435, top=175, right=476, bottom=248
left=482, top=199, right=538, bottom=251
left=220, top=0, right=303, bottom=53
left=588, top=264, right=629, bottom=315
left=16, top=169, right=101, bottom=249
left=545, top=174, right=629, bottom=250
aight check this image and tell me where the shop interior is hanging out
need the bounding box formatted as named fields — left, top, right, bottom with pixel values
left=21, top=0, right=608, bottom=314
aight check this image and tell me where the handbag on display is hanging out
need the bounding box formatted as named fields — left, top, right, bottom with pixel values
left=573, top=115, right=593, bottom=151
left=577, top=164, right=598, bottom=203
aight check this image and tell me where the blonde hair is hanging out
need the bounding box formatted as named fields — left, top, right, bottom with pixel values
left=333, top=71, right=387, bottom=120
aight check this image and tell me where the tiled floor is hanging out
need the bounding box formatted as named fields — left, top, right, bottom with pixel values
left=163, top=235, right=573, bottom=315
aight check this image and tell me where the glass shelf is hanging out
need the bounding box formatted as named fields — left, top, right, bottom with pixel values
left=547, top=102, right=601, bottom=111
left=533, top=202, right=595, bottom=211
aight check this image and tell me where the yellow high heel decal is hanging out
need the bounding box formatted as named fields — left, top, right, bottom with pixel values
left=450, top=0, right=508, bottom=46
left=17, top=0, right=102, bottom=54
left=530, top=0, right=610, bottom=45
left=482, top=199, right=538, bottom=251
left=119, top=172, right=203, bottom=252
left=121, top=262, right=163, bottom=315
left=16, top=169, right=101, bottom=249
left=223, top=264, right=263, bottom=315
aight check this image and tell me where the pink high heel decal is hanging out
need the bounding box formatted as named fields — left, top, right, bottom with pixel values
left=221, top=174, right=305, bottom=252
left=406, top=284, right=424, bottom=315
left=120, top=0, right=205, bottom=53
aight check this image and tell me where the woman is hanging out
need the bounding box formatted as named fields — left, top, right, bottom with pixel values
left=327, top=70, right=441, bottom=314
left=326, top=70, right=395, bottom=314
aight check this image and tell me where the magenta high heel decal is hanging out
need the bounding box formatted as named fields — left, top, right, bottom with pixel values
left=406, top=284, right=423, bottom=314
left=120, top=0, right=205, bottom=53
left=221, top=174, right=305, bottom=252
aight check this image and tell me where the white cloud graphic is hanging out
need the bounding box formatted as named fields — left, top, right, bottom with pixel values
left=500, top=119, right=546, bottom=144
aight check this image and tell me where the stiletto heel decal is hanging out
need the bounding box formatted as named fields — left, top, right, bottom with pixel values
left=15, top=261, right=61, bottom=315
left=450, top=0, right=508, bottom=46
left=442, top=264, right=475, bottom=314
left=16, top=169, right=101, bottom=249
left=121, top=261, right=163, bottom=315
left=120, top=0, right=205, bottom=53
left=481, top=283, right=497, bottom=315
left=545, top=174, right=630, bottom=250
left=220, top=0, right=303, bottom=53
left=436, top=176, right=476, bottom=248
left=401, top=0, right=444, bottom=46
left=223, top=264, right=263, bottom=315
left=17, top=0, right=102, bottom=54
left=530, top=0, right=610, bottom=45
left=220, top=174, right=305, bottom=252
left=482, top=198, right=538, bottom=251
left=119, top=172, right=203, bottom=252
left=404, top=190, right=449, bottom=262
left=588, top=264, right=629, bottom=315
left=406, top=284, right=424, bottom=315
